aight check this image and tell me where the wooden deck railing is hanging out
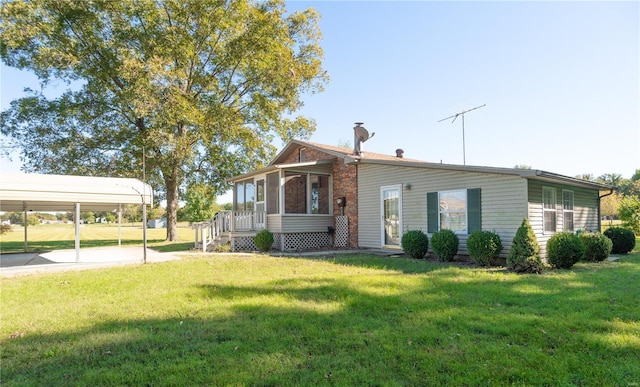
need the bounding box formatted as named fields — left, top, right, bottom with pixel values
left=192, top=210, right=266, bottom=252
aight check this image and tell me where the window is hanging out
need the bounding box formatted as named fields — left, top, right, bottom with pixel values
left=299, top=148, right=306, bottom=162
left=427, top=188, right=481, bottom=234
left=543, top=187, right=556, bottom=233
left=234, top=179, right=255, bottom=211
left=563, top=190, right=574, bottom=231
left=266, top=172, right=279, bottom=214
left=284, top=171, right=330, bottom=214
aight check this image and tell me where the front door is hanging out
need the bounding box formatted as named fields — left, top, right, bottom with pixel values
left=255, top=179, right=265, bottom=229
left=381, top=185, right=402, bottom=246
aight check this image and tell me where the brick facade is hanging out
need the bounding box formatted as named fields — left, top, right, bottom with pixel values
left=281, top=145, right=359, bottom=247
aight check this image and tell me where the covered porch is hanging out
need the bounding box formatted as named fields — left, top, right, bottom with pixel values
left=194, top=159, right=349, bottom=252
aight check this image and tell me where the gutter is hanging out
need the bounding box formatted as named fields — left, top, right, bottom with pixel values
left=598, top=187, right=616, bottom=232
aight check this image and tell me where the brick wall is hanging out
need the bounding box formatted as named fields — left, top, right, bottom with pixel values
left=281, top=144, right=359, bottom=248
left=331, top=159, right=358, bottom=247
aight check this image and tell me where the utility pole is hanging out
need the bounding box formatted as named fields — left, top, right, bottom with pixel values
left=438, top=104, right=486, bottom=165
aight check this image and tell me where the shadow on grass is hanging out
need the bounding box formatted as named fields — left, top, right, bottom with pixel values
left=2, top=254, right=639, bottom=385
left=317, top=254, right=480, bottom=275
left=0, top=239, right=167, bottom=254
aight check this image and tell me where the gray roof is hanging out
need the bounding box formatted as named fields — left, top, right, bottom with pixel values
left=230, top=140, right=615, bottom=191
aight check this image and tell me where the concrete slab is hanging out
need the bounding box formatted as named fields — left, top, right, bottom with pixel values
left=0, top=246, right=181, bottom=278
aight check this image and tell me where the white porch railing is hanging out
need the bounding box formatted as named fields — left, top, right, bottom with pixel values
left=192, top=211, right=266, bottom=252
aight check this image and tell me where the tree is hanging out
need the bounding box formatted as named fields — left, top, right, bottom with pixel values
left=181, top=183, right=221, bottom=222
left=618, top=195, right=640, bottom=234
left=600, top=191, right=622, bottom=221
left=1, top=0, right=327, bottom=241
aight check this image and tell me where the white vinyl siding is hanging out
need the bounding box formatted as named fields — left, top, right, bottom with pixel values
left=527, top=180, right=600, bottom=258
left=357, top=163, right=528, bottom=257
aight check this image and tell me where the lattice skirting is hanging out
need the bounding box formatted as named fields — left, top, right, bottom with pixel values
left=230, top=232, right=332, bottom=252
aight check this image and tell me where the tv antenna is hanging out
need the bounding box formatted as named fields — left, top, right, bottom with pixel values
left=438, top=104, right=485, bottom=165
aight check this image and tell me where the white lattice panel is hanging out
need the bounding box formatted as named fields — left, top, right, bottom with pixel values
left=283, top=232, right=332, bottom=251
left=335, top=215, right=349, bottom=248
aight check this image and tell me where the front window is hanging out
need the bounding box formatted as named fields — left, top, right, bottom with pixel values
left=543, top=187, right=557, bottom=233
left=234, top=179, right=255, bottom=211
left=563, top=190, right=574, bottom=231
left=284, top=171, right=330, bottom=214
left=439, top=190, right=467, bottom=233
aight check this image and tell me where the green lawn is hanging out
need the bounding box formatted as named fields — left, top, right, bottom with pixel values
left=0, top=223, right=195, bottom=253
left=1, top=242, right=639, bottom=385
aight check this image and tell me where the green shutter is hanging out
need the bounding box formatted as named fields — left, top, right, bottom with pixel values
left=427, top=192, right=438, bottom=233
left=467, top=188, right=481, bottom=233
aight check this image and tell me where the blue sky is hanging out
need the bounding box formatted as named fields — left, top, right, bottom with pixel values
left=2, top=1, right=639, bottom=191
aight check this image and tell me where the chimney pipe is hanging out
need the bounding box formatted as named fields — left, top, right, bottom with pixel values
left=354, top=122, right=364, bottom=156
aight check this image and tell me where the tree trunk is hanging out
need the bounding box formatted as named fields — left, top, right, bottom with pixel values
left=165, top=174, right=180, bottom=241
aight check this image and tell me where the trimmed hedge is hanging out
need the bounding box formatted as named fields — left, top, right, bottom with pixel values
left=467, top=230, right=503, bottom=266
left=547, top=232, right=584, bottom=269
left=401, top=230, right=429, bottom=259
left=431, top=229, right=459, bottom=262
left=580, top=232, right=612, bottom=262
left=254, top=229, right=274, bottom=252
left=603, top=227, right=636, bottom=254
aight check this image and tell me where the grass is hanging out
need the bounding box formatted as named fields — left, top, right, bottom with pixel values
left=1, top=240, right=639, bottom=385
left=0, top=223, right=195, bottom=253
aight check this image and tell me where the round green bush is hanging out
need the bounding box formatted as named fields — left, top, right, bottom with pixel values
left=401, top=230, right=429, bottom=259
left=467, top=230, right=503, bottom=266
left=603, top=227, right=636, bottom=254
left=254, top=229, right=274, bottom=252
left=431, top=229, right=459, bottom=262
left=580, top=232, right=612, bottom=261
left=507, top=219, right=544, bottom=274
left=546, top=232, right=585, bottom=269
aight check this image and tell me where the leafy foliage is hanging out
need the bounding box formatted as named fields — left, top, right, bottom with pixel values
left=467, top=230, right=503, bottom=266
left=430, top=229, right=459, bottom=262
left=546, top=232, right=585, bottom=269
left=180, top=183, right=221, bottom=222
left=254, top=230, right=274, bottom=252
left=0, top=223, right=11, bottom=234
left=603, top=227, right=636, bottom=254
left=401, top=230, right=429, bottom=259
left=580, top=232, right=612, bottom=262
left=0, top=0, right=327, bottom=240
left=507, top=219, right=544, bottom=273
left=618, top=195, right=640, bottom=234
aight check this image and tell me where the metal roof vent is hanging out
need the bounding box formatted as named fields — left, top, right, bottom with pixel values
left=395, top=149, right=404, bottom=158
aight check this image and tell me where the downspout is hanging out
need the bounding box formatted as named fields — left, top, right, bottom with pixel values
left=598, top=188, right=616, bottom=232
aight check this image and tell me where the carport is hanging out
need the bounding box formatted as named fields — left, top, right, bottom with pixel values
left=0, top=173, right=153, bottom=262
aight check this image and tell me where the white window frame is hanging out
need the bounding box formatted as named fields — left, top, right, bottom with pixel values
left=542, top=186, right=557, bottom=234
left=562, top=190, right=574, bottom=232
left=438, top=189, right=467, bottom=234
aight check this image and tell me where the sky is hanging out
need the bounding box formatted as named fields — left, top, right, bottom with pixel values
left=1, top=1, right=639, bottom=204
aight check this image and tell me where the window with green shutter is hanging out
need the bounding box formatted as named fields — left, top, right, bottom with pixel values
left=427, top=188, right=481, bottom=234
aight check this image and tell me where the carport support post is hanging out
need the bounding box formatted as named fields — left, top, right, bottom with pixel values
left=75, top=202, right=80, bottom=263
left=118, top=204, right=122, bottom=247
left=23, top=201, right=27, bottom=252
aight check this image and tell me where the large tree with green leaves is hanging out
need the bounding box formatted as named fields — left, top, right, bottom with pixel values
left=1, top=0, right=327, bottom=240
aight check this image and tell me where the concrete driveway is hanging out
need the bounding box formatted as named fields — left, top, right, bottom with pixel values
left=0, top=246, right=181, bottom=277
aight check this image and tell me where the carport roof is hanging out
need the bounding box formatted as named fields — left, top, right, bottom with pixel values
left=0, top=173, right=153, bottom=212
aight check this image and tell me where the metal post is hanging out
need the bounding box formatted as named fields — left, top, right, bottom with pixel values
left=23, top=202, right=27, bottom=252
left=75, top=202, right=80, bottom=263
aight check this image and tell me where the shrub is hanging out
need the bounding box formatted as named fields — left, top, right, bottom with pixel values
left=401, top=230, right=429, bottom=259
left=547, top=232, right=585, bottom=269
left=580, top=232, right=612, bottom=261
left=254, top=230, right=274, bottom=252
left=431, top=229, right=459, bottom=262
left=467, top=230, right=503, bottom=266
left=507, top=219, right=544, bottom=274
left=603, top=227, right=636, bottom=254
left=0, top=223, right=11, bottom=234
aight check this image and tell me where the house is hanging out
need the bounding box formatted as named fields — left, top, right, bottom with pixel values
left=201, top=132, right=613, bottom=259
